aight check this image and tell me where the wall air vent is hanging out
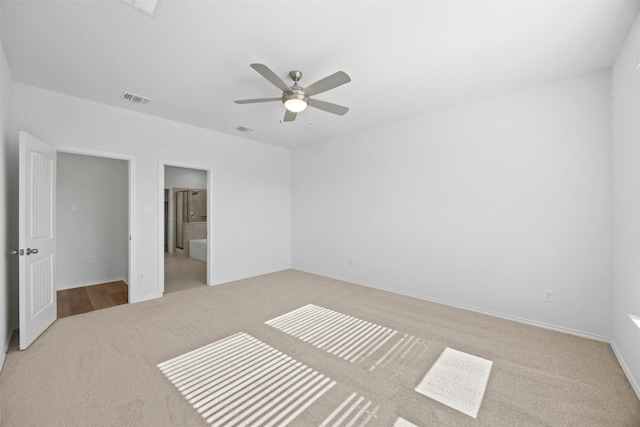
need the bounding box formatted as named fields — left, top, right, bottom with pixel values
left=236, top=126, right=255, bottom=133
left=122, top=91, right=153, bottom=105
left=119, top=0, right=161, bottom=17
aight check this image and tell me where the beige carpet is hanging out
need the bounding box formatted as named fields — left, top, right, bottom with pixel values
left=1, top=270, right=638, bottom=426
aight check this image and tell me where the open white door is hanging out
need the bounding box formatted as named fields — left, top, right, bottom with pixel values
left=18, top=131, right=57, bottom=350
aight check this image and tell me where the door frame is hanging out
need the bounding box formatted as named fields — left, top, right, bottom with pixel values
left=158, top=160, right=213, bottom=295
left=56, top=146, right=136, bottom=302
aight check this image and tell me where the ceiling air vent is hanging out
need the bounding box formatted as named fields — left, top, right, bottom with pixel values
left=236, top=126, right=255, bottom=133
left=122, top=91, right=152, bottom=105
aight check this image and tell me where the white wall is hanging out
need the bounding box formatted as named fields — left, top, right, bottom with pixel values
left=0, top=4, right=16, bottom=370
left=292, top=71, right=612, bottom=338
left=12, top=83, right=291, bottom=301
left=611, top=13, right=640, bottom=398
left=165, top=166, right=207, bottom=189
left=56, top=152, right=128, bottom=290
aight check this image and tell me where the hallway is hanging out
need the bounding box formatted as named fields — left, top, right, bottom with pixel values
left=164, top=251, right=207, bottom=294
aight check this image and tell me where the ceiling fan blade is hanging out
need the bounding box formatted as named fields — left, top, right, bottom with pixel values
left=308, top=99, right=349, bottom=116
left=250, top=63, right=291, bottom=93
left=283, top=109, right=297, bottom=122
left=304, top=71, right=351, bottom=97
left=234, top=97, right=281, bottom=104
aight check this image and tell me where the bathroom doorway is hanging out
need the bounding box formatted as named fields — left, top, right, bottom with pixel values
left=160, top=163, right=212, bottom=294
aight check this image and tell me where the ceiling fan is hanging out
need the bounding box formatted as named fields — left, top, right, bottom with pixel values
left=234, top=63, right=351, bottom=122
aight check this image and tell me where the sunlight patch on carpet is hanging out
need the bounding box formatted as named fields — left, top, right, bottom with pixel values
left=319, top=392, right=380, bottom=427
left=265, top=304, right=398, bottom=364
left=415, top=347, right=492, bottom=418
left=393, top=417, right=419, bottom=427
left=158, top=332, right=335, bottom=426
left=369, top=333, right=428, bottom=372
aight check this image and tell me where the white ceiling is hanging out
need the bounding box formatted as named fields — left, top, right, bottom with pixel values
left=2, top=1, right=638, bottom=149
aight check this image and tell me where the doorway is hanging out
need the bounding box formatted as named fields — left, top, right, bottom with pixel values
left=55, top=152, right=130, bottom=316
left=17, top=133, right=136, bottom=349
left=160, top=163, right=212, bottom=294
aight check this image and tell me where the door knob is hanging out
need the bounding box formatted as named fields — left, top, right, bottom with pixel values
left=26, top=248, right=39, bottom=255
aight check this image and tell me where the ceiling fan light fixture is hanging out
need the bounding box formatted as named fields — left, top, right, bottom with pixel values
left=284, top=98, right=308, bottom=113
left=283, top=92, right=308, bottom=113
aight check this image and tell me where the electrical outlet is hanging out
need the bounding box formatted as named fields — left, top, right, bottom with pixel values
left=544, top=290, right=554, bottom=303
left=88, top=260, right=94, bottom=269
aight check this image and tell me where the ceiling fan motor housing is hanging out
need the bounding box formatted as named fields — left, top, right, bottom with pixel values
left=289, top=70, right=303, bottom=82
left=282, top=88, right=309, bottom=105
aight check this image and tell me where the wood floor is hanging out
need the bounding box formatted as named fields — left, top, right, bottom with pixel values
left=57, top=281, right=128, bottom=318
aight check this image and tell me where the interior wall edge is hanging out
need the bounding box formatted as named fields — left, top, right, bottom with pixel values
left=0, top=329, right=9, bottom=374
left=291, top=266, right=611, bottom=344
left=610, top=9, right=640, bottom=403
left=0, top=324, right=16, bottom=375
left=0, top=2, right=16, bottom=379
left=129, top=292, right=162, bottom=304
left=610, top=338, right=640, bottom=401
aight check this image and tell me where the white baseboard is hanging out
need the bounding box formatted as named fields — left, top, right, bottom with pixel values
left=131, top=292, right=161, bottom=304
left=610, top=339, right=640, bottom=401
left=292, top=266, right=610, bottom=343
left=56, top=276, right=127, bottom=291
left=212, top=266, right=292, bottom=287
